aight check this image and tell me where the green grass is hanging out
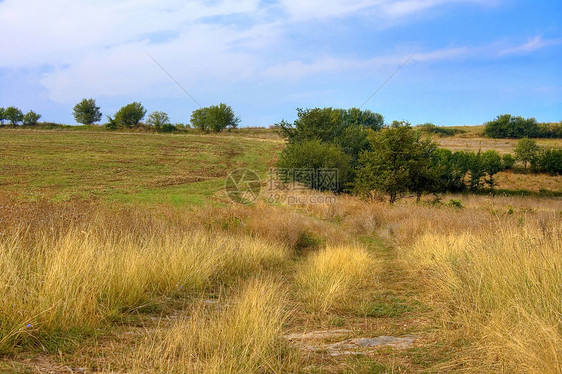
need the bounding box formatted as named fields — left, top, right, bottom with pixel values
left=0, top=130, right=282, bottom=206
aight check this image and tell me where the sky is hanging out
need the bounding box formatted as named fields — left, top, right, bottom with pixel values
left=0, top=0, right=561, bottom=127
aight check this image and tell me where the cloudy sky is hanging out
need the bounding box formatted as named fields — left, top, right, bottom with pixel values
left=0, top=0, right=560, bottom=126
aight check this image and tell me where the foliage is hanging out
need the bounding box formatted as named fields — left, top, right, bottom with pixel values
left=277, top=139, right=352, bottom=192
left=114, top=102, right=146, bottom=128
left=73, top=98, right=102, bottom=125
left=418, top=123, right=460, bottom=136
left=159, top=123, right=177, bottom=133
left=4, top=106, right=24, bottom=125
left=502, top=153, right=516, bottom=169
left=146, top=111, right=170, bottom=131
left=355, top=122, right=437, bottom=203
left=484, top=114, right=540, bottom=138
left=536, top=122, right=562, bottom=138
left=514, top=138, right=539, bottom=170
left=22, top=110, right=41, bottom=126
left=104, top=116, right=118, bottom=130
left=534, top=148, right=562, bottom=175
left=276, top=107, right=383, bottom=166
left=481, top=150, right=503, bottom=188
left=190, top=103, right=240, bottom=132
left=0, top=107, right=5, bottom=124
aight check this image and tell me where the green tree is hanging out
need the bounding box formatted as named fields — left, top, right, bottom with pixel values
left=514, top=138, right=539, bottom=170
left=484, top=114, right=539, bottom=138
left=535, top=149, right=562, bottom=175
left=22, top=110, right=41, bottom=126
left=73, top=98, right=102, bottom=125
left=146, top=111, right=170, bottom=131
left=467, top=151, right=486, bottom=191
left=190, top=103, right=240, bottom=132
left=355, top=122, right=437, bottom=203
left=481, top=150, right=503, bottom=188
left=4, top=107, right=24, bottom=126
left=0, top=107, right=5, bottom=124
left=277, top=140, right=352, bottom=192
left=114, top=102, right=146, bottom=128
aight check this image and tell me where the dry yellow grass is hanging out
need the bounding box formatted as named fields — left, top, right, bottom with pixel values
left=0, top=219, right=289, bottom=353
left=131, top=276, right=296, bottom=374
left=295, top=245, right=379, bottom=313
left=406, top=214, right=561, bottom=373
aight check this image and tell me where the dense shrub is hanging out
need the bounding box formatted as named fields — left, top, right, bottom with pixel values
left=534, top=149, right=562, bottom=175
left=190, top=103, right=239, bottom=132
left=114, top=102, right=146, bottom=128
left=484, top=114, right=561, bottom=138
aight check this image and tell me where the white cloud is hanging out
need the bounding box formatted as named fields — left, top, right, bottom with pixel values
left=498, top=36, right=562, bottom=56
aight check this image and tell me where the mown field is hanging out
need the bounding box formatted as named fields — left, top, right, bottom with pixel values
left=0, top=128, right=560, bottom=373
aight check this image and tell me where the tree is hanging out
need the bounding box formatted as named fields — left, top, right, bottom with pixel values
left=481, top=150, right=503, bottom=188
left=277, top=140, right=352, bottom=192
left=484, top=114, right=539, bottom=138
left=190, top=103, right=240, bottom=132
left=22, top=110, right=41, bottom=126
left=535, top=149, right=562, bottom=175
left=514, top=138, right=539, bottom=170
left=73, top=98, right=102, bottom=125
left=114, top=102, right=146, bottom=128
left=4, top=107, right=24, bottom=126
left=275, top=107, right=384, bottom=167
left=355, top=122, right=437, bottom=203
left=146, top=111, right=170, bottom=131
left=0, top=107, right=5, bottom=124
left=467, top=151, right=486, bottom=191
left=502, top=153, right=516, bottom=169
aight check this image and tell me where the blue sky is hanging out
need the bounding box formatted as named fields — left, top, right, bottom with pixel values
left=0, top=0, right=560, bottom=126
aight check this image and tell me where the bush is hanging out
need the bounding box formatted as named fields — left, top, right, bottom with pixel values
left=73, top=98, right=102, bottom=125
left=502, top=153, right=516, bottom=169
left=277, top=139, right=352, bottom=192
left=484, top=114, right=540, bottom=138
left=22, top=110, right=41, bottom=126
left=159, top=123, right=176, bottom=133
left=535, top=149, right=562, bottom=175
left=0, top=107, right=5, bottom=125
left=190, top=103, right=239, bottom=132
left=146, top=111, right=170, bottom=131
left=114, top=102, right=146, bottom=128
left=418, top=123, right=459, bottom=136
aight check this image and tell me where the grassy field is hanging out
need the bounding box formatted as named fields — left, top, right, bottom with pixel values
left=0, top=128, right=560, bottom=373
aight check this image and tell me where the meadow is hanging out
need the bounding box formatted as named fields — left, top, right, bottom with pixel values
left=0, top=128, right=560, bottom=373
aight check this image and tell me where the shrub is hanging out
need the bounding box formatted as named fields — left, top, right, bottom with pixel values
left=190, top=103, right=240, bottom=132
left=502, top=153, right=516, bottom=169
left=535, top=148, right=562, bottom=175
left=73, top=98, right=102, bottom=125
left=277, top=139, right=352, bottom=192
left=114, top=102, right=146, bottom=128
left=0, top=107, right=5, bottom=124
left=484, top=114, right=539, bottom=138
left=146, top=111, right=170, bottom=131
left=22, top=110, right=41, bottom=126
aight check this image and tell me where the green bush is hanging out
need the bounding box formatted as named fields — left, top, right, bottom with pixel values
left=502, top=153, right=516, bottom=169
left=277, top=139, right=352, bottom=192
left=484, top=114, right=539, bottom=138
left=190, top=103, right=239, bottom=132
left=535, top=149, right=562, bottom=175
left=114, top=102, right=146, bottom=128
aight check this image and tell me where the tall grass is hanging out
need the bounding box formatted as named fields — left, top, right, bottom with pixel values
left=0, top=224, right=289, bottom=353
left=296, top=245, right=378, bottom=313
left=132, top=276, right=296, bottom=373
left=407, top=218, right=562, bottom=373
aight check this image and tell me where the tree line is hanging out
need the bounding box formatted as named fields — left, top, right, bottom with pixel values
left=484, top=114, right=562, bottom=138
left=0, top=99, right=239, bottom=133
left=276, top=108, right=562, bottom=203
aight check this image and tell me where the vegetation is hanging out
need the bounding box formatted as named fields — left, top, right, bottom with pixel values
left=484, top=114, right=562, bottom=138
left=114, top=101, right=147, bottom=128
left=146, top=111, right=171, bottom=131
left=22, top=110, right=41, bottom=126
left=3, top=106, right=24, bottom=125
left=72, top=98, right=102, bottom=125
left=190, top=103, right=240, bottom=132
left=515, top=138, right=540, bottom=169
